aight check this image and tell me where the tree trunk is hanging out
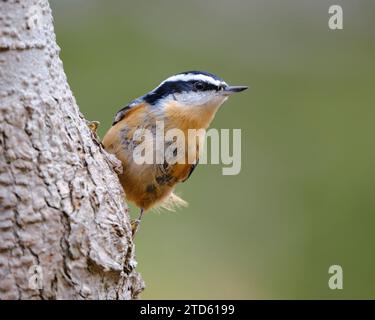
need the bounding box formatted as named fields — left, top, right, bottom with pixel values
left=0, top=0, right=144, bottom=299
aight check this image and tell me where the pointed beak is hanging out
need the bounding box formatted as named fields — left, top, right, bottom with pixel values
left=221, top=85, right=248, bottom=95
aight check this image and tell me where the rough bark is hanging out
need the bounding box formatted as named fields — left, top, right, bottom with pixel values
left=0, top=0, right=144, bottom=299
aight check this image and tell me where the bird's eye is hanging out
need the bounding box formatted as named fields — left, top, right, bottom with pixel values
left=194, top=81, right=205, bottom=91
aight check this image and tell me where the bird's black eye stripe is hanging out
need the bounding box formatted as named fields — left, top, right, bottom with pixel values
left=144, top=80, right=219, bottom=104
left=193, top=81, right=205, bottom=91
left=191, top=80, right=218, bottom=92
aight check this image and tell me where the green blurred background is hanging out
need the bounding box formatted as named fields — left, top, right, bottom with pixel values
left=50, top=0, right=375, bottom=299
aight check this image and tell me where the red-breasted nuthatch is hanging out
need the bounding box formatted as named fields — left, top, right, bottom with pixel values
left=102, top=71, right=247, bottom=236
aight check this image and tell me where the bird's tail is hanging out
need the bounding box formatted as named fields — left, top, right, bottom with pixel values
left=159, top=192, right=188, bottom=212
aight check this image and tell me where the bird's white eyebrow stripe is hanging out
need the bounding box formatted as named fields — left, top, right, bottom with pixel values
left=159, top=74, right=226, bottom=87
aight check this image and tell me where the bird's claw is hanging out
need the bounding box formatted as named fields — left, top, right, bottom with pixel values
left=131, top=219, right=141, bottom=239
left=87, top=120, right=100, bottom=134
left=86, top=120, right=103, bottom=146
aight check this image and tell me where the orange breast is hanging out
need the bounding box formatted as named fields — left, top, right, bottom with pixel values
left=102, top=100, right=219, bottom=210
left=164, top=100, right=219, bottom=130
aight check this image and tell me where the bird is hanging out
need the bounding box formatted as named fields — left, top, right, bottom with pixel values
left=102, top=71, right=247, bottom=237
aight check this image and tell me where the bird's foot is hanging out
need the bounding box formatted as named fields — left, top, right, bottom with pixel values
left=131, top=209, right=144, bottom=239
left=86, top=120, right=100, bottom=134
left=131, top=219, right=141, bottom=239
left=86, top=120, right=102, bottom=145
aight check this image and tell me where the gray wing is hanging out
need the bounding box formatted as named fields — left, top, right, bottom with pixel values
left=112, top=98, right=143, bottom=126
left=112, top=105, right=131, bottom=125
